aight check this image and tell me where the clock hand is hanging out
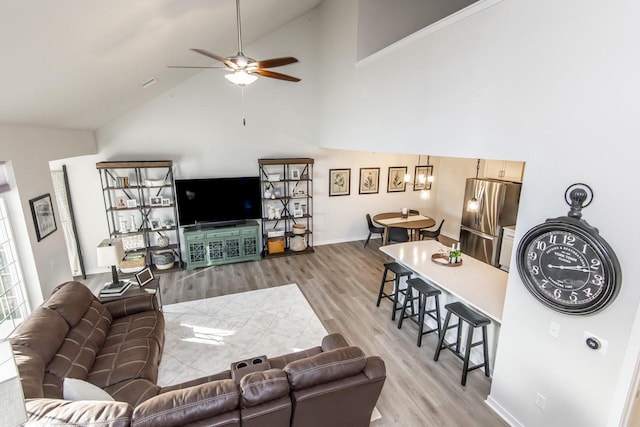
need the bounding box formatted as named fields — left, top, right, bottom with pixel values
left=547, top=264, right=591, bottom=273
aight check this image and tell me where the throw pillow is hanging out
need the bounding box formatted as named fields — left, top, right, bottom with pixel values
left=63, top=378, right=114, bottom=401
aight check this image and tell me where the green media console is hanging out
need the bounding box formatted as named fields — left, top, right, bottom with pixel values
left=184, top=221, right=261, bottom=270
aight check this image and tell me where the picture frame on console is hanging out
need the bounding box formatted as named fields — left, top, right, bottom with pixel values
left=135, top=267, right=154, bottom=287
left=150, top=197, right=163, bottom=207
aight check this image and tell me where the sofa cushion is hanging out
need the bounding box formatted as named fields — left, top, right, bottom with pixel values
left=132, top=379, right=240, bottom=427
left=284, top=346, right=367, bottom=391
left=240, top=369, right=290, bottom=408
left=44, top=281, right=96, bottom=328
left=46, top=301, right=113, bottom=383
left=104, top=311, right=164, bottom=349
left=104, top=378, right=160, bottom=407
left=13, top=345, right=45, bottom=399
left=63, top=377, right=115, bottom=401
left=88, top=338, right=162, bottom=388
left=10, top=307, right=68, bottom=364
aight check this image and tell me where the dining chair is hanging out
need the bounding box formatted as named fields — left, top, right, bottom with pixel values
left=420, top=219, right=445, bottom=242
left=388, top=226, right=410, bottom=243
left=365, top=214, right=385, bottom=248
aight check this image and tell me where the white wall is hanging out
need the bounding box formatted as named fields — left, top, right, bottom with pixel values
left=316, top=0, right=640, bottom=426
left=0, top=124, right=96, bottom=303
left=58, top=10, right=438, bottom=275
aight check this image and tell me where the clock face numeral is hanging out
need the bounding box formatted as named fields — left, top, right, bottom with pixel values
left=523, top=229, right=606, bottom=306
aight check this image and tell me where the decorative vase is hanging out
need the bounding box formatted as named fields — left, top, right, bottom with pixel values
left=157, top=235, right=169, bottom=248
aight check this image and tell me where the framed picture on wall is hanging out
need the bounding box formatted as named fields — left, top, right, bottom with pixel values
left=29, top=193, right=57, bottom=241
left=329, top=169, right=350, bottom=196
left=413, top=165, right=433, bottom=191
left=387, top=166, right=407, bottom=193
left=359, top=168, right=380, bottom=194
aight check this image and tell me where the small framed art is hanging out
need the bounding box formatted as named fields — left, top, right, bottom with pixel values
left=290, top=169, right=301, bottom=180
left=115, top=196, right=127, bottom=209
left=387, top=167, right=407, bottom=193
left=29, top=193, right=57, bottom=241
left=149, top=196, right=163, bottom=207
left=161, top=198, right=171, bottom=206
left=359, top=168, right=380, bottom=194
left=329, top=169, right=350, bottom=196
left=150, top=218, right=162, bottom=230
left=126, top=199, right=137, bottom=208
left=135, top=267, right=155, bottom=287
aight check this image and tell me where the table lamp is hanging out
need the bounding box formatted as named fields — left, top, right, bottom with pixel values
left=0, top=341, right=27, bottom=427
left=96, top=238, right=125, bottom=288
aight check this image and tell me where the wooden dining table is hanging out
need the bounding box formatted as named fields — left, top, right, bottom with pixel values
left=373, top=212, right=436, bottom=245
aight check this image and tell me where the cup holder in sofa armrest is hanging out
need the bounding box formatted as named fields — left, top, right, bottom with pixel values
left=231, top=355, right=271, bottom=382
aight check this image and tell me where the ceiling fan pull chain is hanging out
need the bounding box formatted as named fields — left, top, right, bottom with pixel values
left=241, top=86, right=246, bottom=126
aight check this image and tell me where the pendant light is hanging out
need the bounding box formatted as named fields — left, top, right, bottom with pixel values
left=466, top=159, right=481, bottom=212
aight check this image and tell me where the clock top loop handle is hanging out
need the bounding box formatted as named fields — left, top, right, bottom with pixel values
left=564, top=183, right=593, bottom=219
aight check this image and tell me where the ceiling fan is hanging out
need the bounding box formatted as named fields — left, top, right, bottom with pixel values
left=169, top=0, right=300, bottom=86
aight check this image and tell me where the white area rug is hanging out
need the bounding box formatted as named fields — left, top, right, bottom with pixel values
left=157, top=284, right=382, bottom=423
left=157, top=284, right=328, bottom=386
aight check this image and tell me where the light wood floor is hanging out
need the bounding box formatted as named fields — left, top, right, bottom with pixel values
left=85, top=238, right=507, bottom=426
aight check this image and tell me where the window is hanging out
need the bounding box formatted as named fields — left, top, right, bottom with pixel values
left=0, top=197, right=28, bottom=338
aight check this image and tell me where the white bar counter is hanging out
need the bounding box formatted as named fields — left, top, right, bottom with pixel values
left=380, top=240, right=508, bottom=323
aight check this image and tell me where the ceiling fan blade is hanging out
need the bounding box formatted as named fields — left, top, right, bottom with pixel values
left=190, top=48, right=229, bottom=65
left=256, top=57, right=299, bottom=69
left=254, top=69, right=301, bottom=82
left=167, top=65, right=228, bottom=69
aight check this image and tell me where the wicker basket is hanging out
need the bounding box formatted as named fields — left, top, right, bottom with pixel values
left=267, top=238, right=285, bottom=254
left=119, top=254, right=146, bottom=270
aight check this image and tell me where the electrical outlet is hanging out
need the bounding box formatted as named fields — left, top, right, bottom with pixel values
left=536, top=392, right=546, bottom=410
left=549, top=321, right=560, bottom=338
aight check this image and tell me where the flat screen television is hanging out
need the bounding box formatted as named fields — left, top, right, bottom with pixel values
left=175, top=177, right=261, bottom=227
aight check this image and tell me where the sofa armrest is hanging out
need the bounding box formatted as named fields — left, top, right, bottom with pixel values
left=363, top=356, right=386, bottom=380
left=104, top=294, right=158, bottom=319
left=132, top=379, right=240, bottom=427
left=321, top=333, right=349, bottom=351
left=25, top=398, right=132, bottom=427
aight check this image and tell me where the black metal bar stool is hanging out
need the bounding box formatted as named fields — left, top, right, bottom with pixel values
left=397, top=278, right=441, bottom=347
left=376, top=262, right=413, bottom=321
left=433, top=301, right=490, bottom=386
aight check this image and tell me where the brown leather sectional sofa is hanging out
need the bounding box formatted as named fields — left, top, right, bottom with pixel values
left=11, top=281, right=386, bottom=426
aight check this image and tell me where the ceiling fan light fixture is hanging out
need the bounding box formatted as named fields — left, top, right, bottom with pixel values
left=225, top=70, right=258, bottom=86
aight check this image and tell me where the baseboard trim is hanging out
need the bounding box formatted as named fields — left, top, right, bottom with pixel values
left=485, top=395, right=523, bottom=427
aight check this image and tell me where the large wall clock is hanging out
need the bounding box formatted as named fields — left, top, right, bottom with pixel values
left=516, top=184, right=621, bottom=315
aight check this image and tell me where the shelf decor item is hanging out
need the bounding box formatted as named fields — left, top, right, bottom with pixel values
left=29, top=193, right=57, bottom=241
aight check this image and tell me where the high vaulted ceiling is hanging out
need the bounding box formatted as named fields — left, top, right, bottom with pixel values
left=0, top=0, right=322, bottom=130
